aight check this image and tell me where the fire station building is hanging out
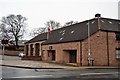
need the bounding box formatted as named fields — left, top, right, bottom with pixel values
left=24, top=14, right=120, bottom=66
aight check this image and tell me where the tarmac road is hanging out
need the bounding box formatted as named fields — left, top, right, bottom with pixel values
left=1, top=55, right=120, bottom=80
left=2, top=78, right=119, bottom=80
left=1, top=66, right=119, bottom=80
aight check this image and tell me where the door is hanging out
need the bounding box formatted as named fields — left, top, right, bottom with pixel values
left=52, top=51, right=55, bottom=61
left=48, top=50, right=56, bottom=61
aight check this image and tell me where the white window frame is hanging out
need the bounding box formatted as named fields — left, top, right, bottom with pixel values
left=116, top=49, right=120, bottom=59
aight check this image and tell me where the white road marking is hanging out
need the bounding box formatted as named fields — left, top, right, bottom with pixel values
left=80, top=72, right=118, bottom=76
left=4, top=75, right=53, bottom=78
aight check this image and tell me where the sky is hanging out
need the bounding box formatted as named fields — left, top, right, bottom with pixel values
left=0, top=0, right=120, bottom=40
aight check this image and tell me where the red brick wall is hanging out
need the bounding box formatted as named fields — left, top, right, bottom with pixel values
left=0, top=50, right=22, bottom=56
left=24, top=30, right=119, bottom=66
left=116, top=41, right=120, bottom=48
left=47, top=51, right=53, bottom=61
left=108, top=32, right=119, bottom=66
left=82, top=31, right=108, bottom=66
left=42, top=42, right=81, bottom=65
left=62, top=51, right=70, bottom=63
left=82, top=31, right=119, bottom=66
left=22, top=56, right=41, bottom=60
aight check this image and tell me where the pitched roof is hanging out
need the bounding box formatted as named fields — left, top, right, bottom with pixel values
left=43, top=18, right=98, bottom=44
left=100, top=18, right=120, bottom=32
left=25, top=33, right=47, bottom=44
left=25, top=17, right=120, bottom=45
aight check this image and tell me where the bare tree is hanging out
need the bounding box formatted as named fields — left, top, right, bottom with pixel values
left=30, top=27, right=46, bottom=37
left=0, top=24, right=10, bottom=38
left=30, top=20, right=61, bottom=37
left=64, top=21, right=78, bottom=27
left=45, top=20, right=61, bottom=30
left=0, top=14, right=27, bottom=49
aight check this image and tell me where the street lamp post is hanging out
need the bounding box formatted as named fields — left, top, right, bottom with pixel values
left=2, top=44, right=5, bottom=60
left=1, top=39, right=9, bottom=60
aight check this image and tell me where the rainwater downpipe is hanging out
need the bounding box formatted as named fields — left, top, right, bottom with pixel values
left=106, top=32, right=110, bottom=66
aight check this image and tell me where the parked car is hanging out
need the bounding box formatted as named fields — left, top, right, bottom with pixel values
left=18, top=52, right=25, bottom=57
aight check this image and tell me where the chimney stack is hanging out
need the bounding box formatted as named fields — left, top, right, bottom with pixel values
left=95, top=13, right=101, bottom=18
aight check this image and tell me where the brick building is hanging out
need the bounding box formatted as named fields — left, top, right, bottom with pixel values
left=24, top=14, right=120, bottom=66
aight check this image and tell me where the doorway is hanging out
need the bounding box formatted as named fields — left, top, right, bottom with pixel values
left=69, top=50, right=77, bottom=63
left=52, top=51, right=55, bottom=60
left=48, top=50, right=56, bottom=61
left=35, top=43, right=40, bottom=56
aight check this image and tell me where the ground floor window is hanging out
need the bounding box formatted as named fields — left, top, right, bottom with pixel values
left=116, top=32, right=120, bottom=40
left=116, top=48, right=120, bottom=59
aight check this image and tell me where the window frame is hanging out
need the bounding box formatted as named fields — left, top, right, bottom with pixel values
left=116, top=48, right=120, bottom=59
left=116, top=32, right=120, bottom=40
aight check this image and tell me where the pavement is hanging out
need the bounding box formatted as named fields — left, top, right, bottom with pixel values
left=0, top=55, right=119, bottom=69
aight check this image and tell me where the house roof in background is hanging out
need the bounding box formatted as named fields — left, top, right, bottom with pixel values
left=17, top=40, right=28, bottom=46
left=9, top=40, right=28, bottom=46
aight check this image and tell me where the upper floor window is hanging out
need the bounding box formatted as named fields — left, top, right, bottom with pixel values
left=116, top=33, right=120, bottom=40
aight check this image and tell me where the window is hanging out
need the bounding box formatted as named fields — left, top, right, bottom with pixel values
left=62, top=32, right=65, bottom=35
left=116, top=48, right=120, bottom=59
left=71, top=30, right=74, bottom=34
left=101, top=20, right=104, bottom=23
left=116, top=33, right=120, bottom=40
left=60, top=31, right=62, bottom=33
left=63, top=30, right=66, bottom=32
left=59, top=37, right=63, bottom=41
left=108, top=21, right=113, bottom=24
left=91, top=21, right=95, bottom=24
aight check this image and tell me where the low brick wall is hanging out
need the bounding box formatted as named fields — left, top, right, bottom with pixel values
left=22, top=56, right=42, bottom=61
left=0, top=50, right=22, bottom=56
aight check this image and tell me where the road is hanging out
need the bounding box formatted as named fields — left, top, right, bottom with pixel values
left=1, top=66, right=120, bottom=80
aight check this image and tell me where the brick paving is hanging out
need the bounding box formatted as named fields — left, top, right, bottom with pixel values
left=0, top=55, right=78, bottom=69
left=0, top=55, right=118, bottom=69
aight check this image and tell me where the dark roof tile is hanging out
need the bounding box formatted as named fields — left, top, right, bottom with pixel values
left=100, top=18, right=120, bottom=32
left=43, top=18, right=98, bottom=44
left=26, top=17, right=120, bottom=45
left=25, top=33, right=47, bottom=44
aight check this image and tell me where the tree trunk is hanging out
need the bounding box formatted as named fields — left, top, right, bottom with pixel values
left=15, top=37, right=19, bottom=50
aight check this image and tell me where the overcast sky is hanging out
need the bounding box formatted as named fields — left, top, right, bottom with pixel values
left=0, top=0, right=119, bottom=40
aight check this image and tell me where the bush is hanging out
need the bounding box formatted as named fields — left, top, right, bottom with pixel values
left=17, top=47, right=24, bottom=51
left=5, top=46, right=16, bottom=50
